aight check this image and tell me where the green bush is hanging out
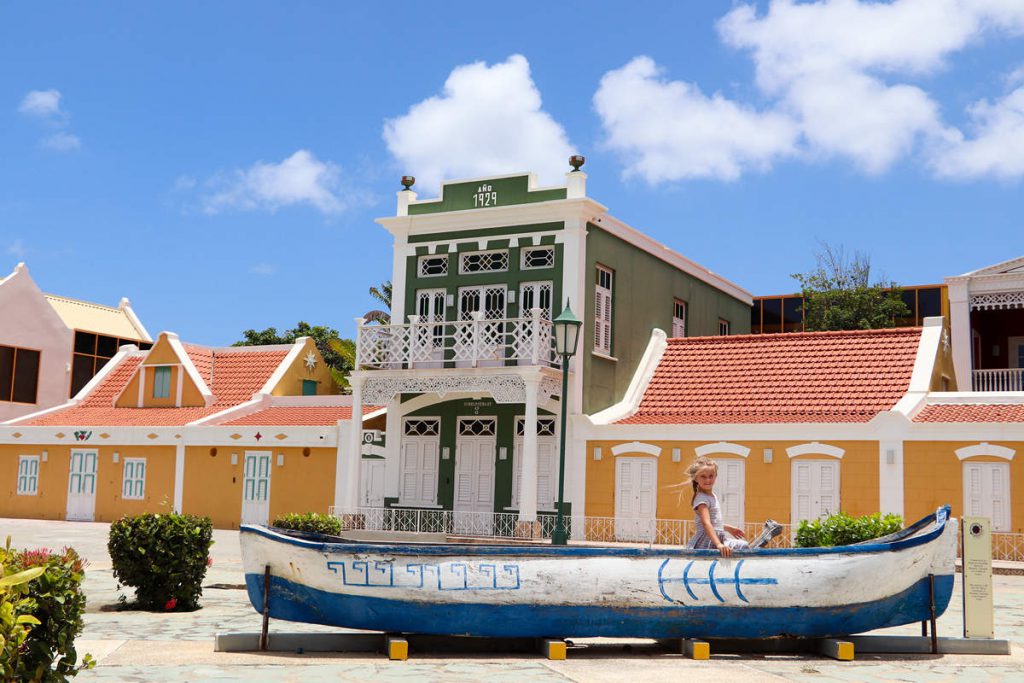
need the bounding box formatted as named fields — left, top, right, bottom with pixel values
left=1, top=538, right=44, bottom=682
left=272, top=512, right=341, bottom=535
left=795, top=511, right=904, bottom=548
left=108, top=513, right=213, bottom=611
left=8, top=545, right=92, bottom=682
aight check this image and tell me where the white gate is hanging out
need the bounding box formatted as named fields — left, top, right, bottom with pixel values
left=964, top=461, right=1011, bottom=531
left=453, top=418, right=497, bottom=533
left=791, top=459, right=840, bottom=526
left=360, top=458, right=386, bottom=507
left=66, top=449, right=98, bottom=521
left=241, top=451, right=272, bottom=525
left=614, top=457, right=657, bottom=542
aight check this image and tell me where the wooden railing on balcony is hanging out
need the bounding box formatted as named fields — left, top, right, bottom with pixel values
left=973, top=368, right=1024, bottom=392
left=356, top=311, right=558, bottom=370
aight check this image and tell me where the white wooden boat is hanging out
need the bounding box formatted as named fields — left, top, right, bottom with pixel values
left=239, top=506, right=957, bottom=638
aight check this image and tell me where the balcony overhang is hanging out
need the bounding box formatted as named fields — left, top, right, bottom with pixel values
left=350, top=366, right=565, bottom=405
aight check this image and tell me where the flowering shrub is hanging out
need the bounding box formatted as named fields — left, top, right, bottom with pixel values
left=272, top=512, right=342, bottom=535
left=795, top=511, right=903, bottom=548
left=108, top=513, right=214, bottom=611
left=2, top=538, right=93, bottom=682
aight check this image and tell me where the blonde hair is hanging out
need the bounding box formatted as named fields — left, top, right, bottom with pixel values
left=680, top=457, right=719, bottom=505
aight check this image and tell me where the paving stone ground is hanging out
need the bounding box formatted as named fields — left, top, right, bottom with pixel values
left=4, top=517, right=1023, bottom=682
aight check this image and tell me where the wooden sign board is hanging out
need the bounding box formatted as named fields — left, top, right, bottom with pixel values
left=961, top=516, right=994, bottom=639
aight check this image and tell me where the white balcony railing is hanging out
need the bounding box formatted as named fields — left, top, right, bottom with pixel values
left=356, top=312, right=558, bottom=370
left=972, top=368, right=1024, bottom=392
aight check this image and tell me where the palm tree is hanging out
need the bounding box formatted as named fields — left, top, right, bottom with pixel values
left=363, top=280, right=392, bottom=324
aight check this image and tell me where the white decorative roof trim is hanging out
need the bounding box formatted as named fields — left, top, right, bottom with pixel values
left=188, top=395, right=268, bottom=426
left=165, top=333, right=214, bottom=406
left=786, top=442, right=845, bottom=459
left=970, top=291, right=1024, bottom=310
left=119, top=298, right=152, bottom=341
left=611, top=441, right=662, bottom=457
left=589, top=329, right=667, bottom=425
left=955, top=443, right=1015, bottom=461
left=695, top=442, right=751, bottom=458
left=259, top=337, right=309, bottom=394
left=960, top=255, right=1024, bottom=277
left=908, top=317, right=944, bottom=393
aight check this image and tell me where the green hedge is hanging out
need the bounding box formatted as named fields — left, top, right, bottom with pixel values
left=795, top=511, right=903, bottom=548
left=1, top=538, right=93, bottom=682
left=272, top=512, right=341, bottom=535
left=108, top=513, right=213, bottom=611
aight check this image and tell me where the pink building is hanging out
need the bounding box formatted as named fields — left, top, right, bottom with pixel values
left=0, top=263, right=151, bottom=422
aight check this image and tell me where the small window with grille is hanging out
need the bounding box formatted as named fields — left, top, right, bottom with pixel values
left=460, top=250, right=509, bottom=274
left=458, top=418, right=496, bottom=436
left=719, top=318, right=730, bottom=336
left=404, top=419, right=441, bottom=436
left=521, top=246, right=554, bottom=270
left=515, top=418, right=556, bottom=436
left=418, top=255, right=448, bottom=277
left=672, top=299, right=687, bottom=338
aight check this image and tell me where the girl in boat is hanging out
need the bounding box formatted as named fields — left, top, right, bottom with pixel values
left=685, top=456, right=749, bottom=556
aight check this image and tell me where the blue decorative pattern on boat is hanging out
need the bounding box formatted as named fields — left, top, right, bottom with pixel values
left=326, top=559, right=521, bottom=591
left=657, top=559, right=778, bottom=604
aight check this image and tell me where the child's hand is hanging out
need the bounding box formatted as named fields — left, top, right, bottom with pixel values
left=725, top=524, right=745, bottom=539
left=718, top=544, right=732, bottom=557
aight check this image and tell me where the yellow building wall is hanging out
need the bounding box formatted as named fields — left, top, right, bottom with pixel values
left=904, top=441, right=1024, bottom=533
left=269, top=338, right=338, bottom=396
left=1, top=444, right=176, bottom=521
left=585, top=439, right=880, bottom=525
left=181, top=445, right=337, bottom=529
left=115, top=333, right=206, bottom=408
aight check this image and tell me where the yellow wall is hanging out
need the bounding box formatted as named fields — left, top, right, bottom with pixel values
left=904, top=441, right=1024, bottom=533
left=0, top=444, right=176, bottom=521
left=115, top=334, right=207, bottom=408
left=269, top=338, right=338, bottom=396
left=181, top=445, right=337, bottom=529
left=585, top=439, right=879, bottom=525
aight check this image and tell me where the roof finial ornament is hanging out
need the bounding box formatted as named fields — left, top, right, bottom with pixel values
left=401, top=175, right=415, bottom=191
left=569, top=155, right=585, bottom=172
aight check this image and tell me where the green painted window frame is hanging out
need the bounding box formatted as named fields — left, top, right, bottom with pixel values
left=122, top=457, right=146, bottom=500
left=17, top=455, right=39, bottom=496
left=153, top=366, right=171, bottom=398
left=302, top=379, right=318, bottom=396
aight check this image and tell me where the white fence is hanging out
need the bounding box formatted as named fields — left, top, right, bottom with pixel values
left=972, top=368, right=1024, bottom=392
left=328, top=507, right=793, bottom=548
left=356, top=314, right=557, bottom=370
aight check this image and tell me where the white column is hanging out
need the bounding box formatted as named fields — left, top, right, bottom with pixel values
left=341, top=376, right=365, bottom=512
left=384, top=396, right=402, bottom=500
left=947, top=279, right=972, bottom=390
left=878, top=440, right=904, bottom=518
left=173, top=442, right=185, bottom=513
left=519, top=376, right=541, bottom=523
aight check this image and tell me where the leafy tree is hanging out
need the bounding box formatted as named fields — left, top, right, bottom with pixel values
left=234, top=321, right=353, bottom=390
left=791, top=244, right=910, bottom=331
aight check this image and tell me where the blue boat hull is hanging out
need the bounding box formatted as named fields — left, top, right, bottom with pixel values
left=244, top=571, right=953, bottom=639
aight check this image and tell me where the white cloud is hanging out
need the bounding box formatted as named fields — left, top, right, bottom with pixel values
left=18, top=89, right=64, bottom=120
left=598, top=1, right=1024, bottom=182
left=40, top=132, right=81, bottom=152
left=594, top=57, right=798, bottom=182
left=383, top=54, right=574, bottom=193
left=201, top=150, right=352, bottom=215
left=931, top=86, right=1024, bottom=179
left=248, top=263, right=276, bottom=276
left=7, top=239, right=28, bottom=259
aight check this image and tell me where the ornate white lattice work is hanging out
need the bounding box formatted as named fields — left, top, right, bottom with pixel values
left=362, top=374, right=529, bottom=405
left=971, top=291, right=1024, bottom=310
left=539, top=375, right=562, bottom=402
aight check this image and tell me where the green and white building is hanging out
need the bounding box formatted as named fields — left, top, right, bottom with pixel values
left=340, top=164, right=752, bottom=528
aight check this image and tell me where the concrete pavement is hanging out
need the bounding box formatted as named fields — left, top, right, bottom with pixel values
left=4, top=517, right=1024, bottom=682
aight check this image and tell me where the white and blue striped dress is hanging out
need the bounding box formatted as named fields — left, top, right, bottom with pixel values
left=689, top=491, right=724, bottom=550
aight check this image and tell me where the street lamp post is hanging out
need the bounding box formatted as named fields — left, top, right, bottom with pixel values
left=551, top=300, right=582, bottom=546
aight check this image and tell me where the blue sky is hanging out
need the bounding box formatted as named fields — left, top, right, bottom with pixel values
left=3, top=1, right=1023, bottom=345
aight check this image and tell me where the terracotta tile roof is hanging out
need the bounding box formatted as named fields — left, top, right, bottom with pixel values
left=26, top=346, right=290, bottom=427
left=222, top=405, right=377, bottom=426
left=914, top=404, right=1024, bottom=423
left=618, top=327, right=922, bottom=424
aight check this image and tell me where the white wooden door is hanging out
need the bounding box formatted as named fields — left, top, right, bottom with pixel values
left=399, top=435, right=439, bottom=506
left=963, top=462, right=1011, bottom=531
left=66, top=449, right=98, bottom=521
left=360, top=458, right=385, bottom=507
left=456, top=285, right=507, bottom=367
left=413, top=289, right=446, bottom=368
left=241, top=451, right=272, bottom=525
left=791, top=459, right=840, bottom=526
left=614, top=457, right=657, bottom=542
left=454, top=418, right=497, bottom=534
left=717, top=458, right=745, bottom=529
